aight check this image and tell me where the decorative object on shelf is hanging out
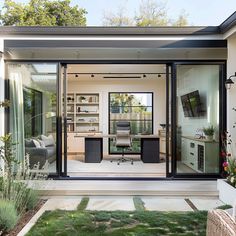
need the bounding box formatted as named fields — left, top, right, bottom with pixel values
left=159, top=123, right=171, bottom=130
left=225, top=72, right=236, bottom=90
left=79, top=96, right=86, bottom=103
left=203, top=125, right=215, bottom=141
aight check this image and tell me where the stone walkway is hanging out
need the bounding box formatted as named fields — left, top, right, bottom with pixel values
left=18, top=195, right=226, bottom=236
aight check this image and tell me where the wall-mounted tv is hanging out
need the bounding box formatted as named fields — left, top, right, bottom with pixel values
left=181, top=90, right=203, bottom=117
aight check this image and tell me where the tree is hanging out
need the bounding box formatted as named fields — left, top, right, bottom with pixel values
left=103, top=5, right=134, bottom=26
left=171, top=10, right=188, bottom=27
left=0, top=0, right=87, bottom=26
left=135, top=0, right=169, bottom=26
left=103, top=0, right=188, bottom=27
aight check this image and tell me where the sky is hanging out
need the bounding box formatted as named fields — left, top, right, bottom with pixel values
left=0, top=0, right=236, bottom=26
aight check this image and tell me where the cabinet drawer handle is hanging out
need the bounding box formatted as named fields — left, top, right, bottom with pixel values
left=190, top=152, right=194, bottom=155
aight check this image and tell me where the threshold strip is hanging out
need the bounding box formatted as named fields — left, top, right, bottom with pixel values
left=184, top=198, right=198, bottom=211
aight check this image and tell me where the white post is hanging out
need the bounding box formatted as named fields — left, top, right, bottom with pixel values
left=0, top=38, right=5, bottom=172
left=227, top=35, right=236, bottom=156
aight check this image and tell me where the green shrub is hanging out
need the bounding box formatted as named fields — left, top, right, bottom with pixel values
left=0, top=199, right=18, bottom=233
left=12, top=182, right=39, bottom=214
left=26, top=189, right=39, bottom=210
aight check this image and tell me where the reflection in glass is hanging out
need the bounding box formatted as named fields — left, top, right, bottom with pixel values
left=8, top=63, right=57, bottom=173
left=176, top=65, right=220, bottom=174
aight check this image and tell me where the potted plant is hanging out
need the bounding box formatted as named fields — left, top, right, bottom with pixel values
left=217, top=131, right=236, bottom=205
left=203, top=125, right=215, bottom=141
left=79, top=96, right=86, bottom=103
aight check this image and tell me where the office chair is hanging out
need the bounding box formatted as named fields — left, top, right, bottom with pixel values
left=113, top=121, right=133, bottom=165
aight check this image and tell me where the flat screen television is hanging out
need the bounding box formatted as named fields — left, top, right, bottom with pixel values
left=181, top=90, right=203, bottom=117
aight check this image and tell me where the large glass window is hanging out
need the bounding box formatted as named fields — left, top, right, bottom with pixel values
left=7, top=63, right=57, bottom=173
left=109, top=92, right=153, bottom=153
left=176, top=65, right=220, bottom=174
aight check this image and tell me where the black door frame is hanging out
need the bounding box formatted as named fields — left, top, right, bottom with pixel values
left=4, top=59, right=226, bottom=180
left=170, top=61, right=227, bottom=179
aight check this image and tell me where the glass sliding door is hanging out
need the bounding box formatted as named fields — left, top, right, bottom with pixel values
left=7, top=63, right=58, bottom=174
left=175, top=64, right=222, bottom=175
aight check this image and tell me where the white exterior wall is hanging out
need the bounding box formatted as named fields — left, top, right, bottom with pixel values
left=227, top=34, right=236, bottom=156
left=0, top=38, right=4, bottom=137
left=0, top=39, right=4, bottom=170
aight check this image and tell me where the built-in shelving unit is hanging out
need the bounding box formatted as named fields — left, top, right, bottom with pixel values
left=65, top=93, right=100, bottom=132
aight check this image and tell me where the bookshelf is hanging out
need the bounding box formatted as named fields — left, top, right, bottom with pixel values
left=65, top=93, right=100, bottom=133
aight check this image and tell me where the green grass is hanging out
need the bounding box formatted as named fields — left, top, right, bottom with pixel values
left=216, top=204, right=232, bottom=210
left=26, top=210, right=208, bottom=236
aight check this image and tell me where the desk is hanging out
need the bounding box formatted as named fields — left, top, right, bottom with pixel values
left=74, top=133, right=160, bottom=163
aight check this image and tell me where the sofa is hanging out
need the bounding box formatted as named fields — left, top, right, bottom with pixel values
left=25, top=135, right=56, bottom=169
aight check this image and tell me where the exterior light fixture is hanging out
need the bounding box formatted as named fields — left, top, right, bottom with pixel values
left=75, top=74, right=79, bottom=78
left=91, top=74, right=94, bottom=78
left=143, top=74, right=146, bottom=78
left=158, top=74, right=161, bottom=78
left=225, top=72, right=236, bottom=90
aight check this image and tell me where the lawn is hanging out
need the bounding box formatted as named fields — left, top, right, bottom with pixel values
left=26, top=198, right=208, bottom=236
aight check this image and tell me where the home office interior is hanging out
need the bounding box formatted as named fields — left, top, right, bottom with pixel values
left=7, top=62, right=220, bottom=178
left=63, top=64, right=169, bottom=177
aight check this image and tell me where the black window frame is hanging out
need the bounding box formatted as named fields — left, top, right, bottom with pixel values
left=23, top=86, right=43, bottom=138
left=108, top=92, right=154, bottom=155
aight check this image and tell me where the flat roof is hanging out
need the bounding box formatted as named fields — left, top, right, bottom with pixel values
left=0, top=11, right=234, bottom=36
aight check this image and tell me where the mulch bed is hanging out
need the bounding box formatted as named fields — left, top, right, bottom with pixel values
left=5, top=199, right=47, bottom=236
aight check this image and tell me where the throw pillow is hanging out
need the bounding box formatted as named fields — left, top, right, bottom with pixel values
left=32, top=139, right=41, bottom=148
left=38, top=139, right=46, bottom=148
left=41, top=134, right=55, bottom=147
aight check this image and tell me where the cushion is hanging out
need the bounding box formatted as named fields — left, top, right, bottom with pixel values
left=32, top=139, right=41, bottom=148
left=116, top=130, right=130, bottom=136
left=47, top=146, right=56, bottom=157
left=41, top=134, right=55, bottom=147
left=25, top=139, right=36, bottom=148
left=38, top=139, right=46, bottom=148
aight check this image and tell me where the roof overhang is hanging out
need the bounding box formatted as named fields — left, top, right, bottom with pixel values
left=0, top=26, right=220, bottom=36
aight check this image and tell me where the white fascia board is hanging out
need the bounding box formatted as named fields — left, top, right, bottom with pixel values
left=2, top=34, right=224, bottom=41
left=223, top=25, right=236, bottom=39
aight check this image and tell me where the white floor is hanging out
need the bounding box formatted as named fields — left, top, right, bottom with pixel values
left=48, top=154, right=196, bottom=177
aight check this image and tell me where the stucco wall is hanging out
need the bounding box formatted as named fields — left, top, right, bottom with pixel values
left=0, top=39, right=4, bottom=170
left=227, top=33, right=236, bottom=155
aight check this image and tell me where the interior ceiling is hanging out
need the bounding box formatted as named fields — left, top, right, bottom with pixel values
left=66, top=64, right=167, bottom=81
